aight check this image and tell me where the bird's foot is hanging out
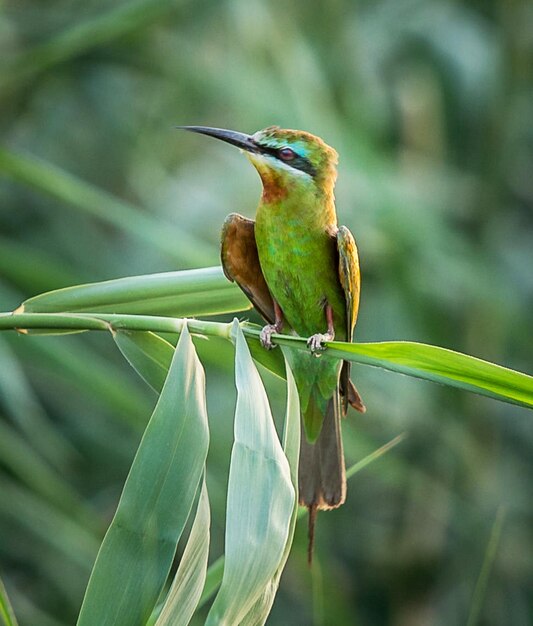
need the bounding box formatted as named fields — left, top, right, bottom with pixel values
left=307, top=332, right=333, bottom=355
left=260, top=324, right=280, bottom=350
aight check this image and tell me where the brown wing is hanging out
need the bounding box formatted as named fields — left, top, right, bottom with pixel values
left=221, top=213, right=275, bottom=324
left=336, top=226, right=365, bottom=414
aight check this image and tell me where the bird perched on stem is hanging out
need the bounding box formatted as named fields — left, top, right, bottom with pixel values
left=179, top=125, right=365, bottom=561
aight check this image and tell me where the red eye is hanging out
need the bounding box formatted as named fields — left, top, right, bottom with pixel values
left=279, top=147, right=296, bottom=160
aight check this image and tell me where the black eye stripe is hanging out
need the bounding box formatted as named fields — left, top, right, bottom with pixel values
left=255, top=143, right=317, bottom=178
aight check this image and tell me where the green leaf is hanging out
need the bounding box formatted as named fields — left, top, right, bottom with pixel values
left=325, top=340, right=533, bottom=410
left=113, top=330, right=174, bottom=393
left=0, top=0, right=179, bottom=93
left=21, top=266, right=250, bottom=317
left=466, top=506, right=506, bottom=626
left=0, top=148, right=213, bottom=266
left=0, top=419, right=94, bottom=527
left=239, top=354, right=301, bottom=625
left=198, top=556, right=224, bottom=609
left=0, top=574, right=19, bottom=626
left=0, top=476, right=100, bottom=570
left=242, top=326, right=533, bottom=411
left=77, top=324, right=209, bottom=626
left=205, top=321, right=295, bottom=625
left=198, top=433, right=407, bottom=610
left=246, top=334, right=286, bottom=380
left=155, top=477, right=210, bottom=626
left=0, top=336, right=76, bottom=471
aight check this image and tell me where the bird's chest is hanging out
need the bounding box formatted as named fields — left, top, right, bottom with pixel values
left=255, top=213, right=344, bottom=336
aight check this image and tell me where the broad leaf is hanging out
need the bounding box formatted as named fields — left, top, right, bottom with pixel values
left=114, top=330, right=174, bottom=393
left=77, top=324, right=209, bottom=626
left=21, top=266, right=250, bottom=317
left=205, top=321, right=295, bottom=625
left=239, top=354, right=301, bottom=625
left=155, top=477, right=210, bottom=626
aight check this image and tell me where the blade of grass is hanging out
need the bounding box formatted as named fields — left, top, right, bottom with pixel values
left=466, top=506, right=506, bottom=626
left=0, top=148, right=214, bottom=266
left=0, top=336, right=77, bottom=471
left=345, top=433, right=407, bottom=480
left=155, top=477, right=210, bottom=626
left=197, top=557, right=224, bottom=609
left=205, top=321, right=295, bottom=625
left=0, top=574, right=19, bottom=626
left=239, top=355, right=301, bottom=625
left=20, top=267, right=248, bottom=315
left=0, top=420, right=97, bottom=529
left=325, top=340, right=533, bottom=410
left=113, top=330, right=174, bottom=393
left=242, top=327, right=533, bottom=410
left=77, top=324, right=209, bottom=626
left=0, top=0, right=181, bottom=93
left=0, top=476, right=100, bottom=569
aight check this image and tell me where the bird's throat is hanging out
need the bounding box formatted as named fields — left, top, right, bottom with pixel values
left=256, top=172, right=337, bottom=231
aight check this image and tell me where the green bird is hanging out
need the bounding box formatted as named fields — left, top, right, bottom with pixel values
left=180, top=125, right=365, bottom=556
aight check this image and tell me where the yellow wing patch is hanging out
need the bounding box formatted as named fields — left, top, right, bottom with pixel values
left=336, top=225, right=361, bottom=342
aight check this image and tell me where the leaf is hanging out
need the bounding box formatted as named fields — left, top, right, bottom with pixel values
left=0, top=147, right=213, bottom=266
left=0, top=476, right=100, bottom=569
left=239, top=354, right=301, bottom=626
left=326, top=340, right=533, bottom=410
left=205, top=321, right=295, bottom=625
left=466, top=506, right=506, bottom=626
left=20, top=266, right=251, bottom=317
left=0, top=336, right=76, bottom=471
left=241, top=326, right=533, bottom=411
left=113, top=330, right=174, bottom=393
left=77, top=324, right=209, bottom=626
left=197, top=557, right=224, bottom=610
left=246, top=334, right=286, bottom=380
left=155, top=477, right=210, bottom=626
left=0, top=419, right=93, bottom=527
left=0, top=574, right=19, bottom=626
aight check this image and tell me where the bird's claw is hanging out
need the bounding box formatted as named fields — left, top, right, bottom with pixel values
left=260, top=324, right=278, bottom=350
left=307, top=332, right=333, bottom=355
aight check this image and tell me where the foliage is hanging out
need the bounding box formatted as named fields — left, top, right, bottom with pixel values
left=1, top=0, right=532, bottom=624
left=0, top=272, right=531, bottom=625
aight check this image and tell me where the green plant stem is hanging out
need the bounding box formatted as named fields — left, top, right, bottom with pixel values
left=1, top=312, right=532, bottom=409
left=0, top=313, right=230, bottom=338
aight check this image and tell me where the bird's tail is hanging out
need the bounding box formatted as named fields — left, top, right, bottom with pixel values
left=299, top=389, right=345, bottom=564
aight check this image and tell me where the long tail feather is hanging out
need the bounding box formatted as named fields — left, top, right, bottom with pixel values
left=299, top=390, right=345, bottom=563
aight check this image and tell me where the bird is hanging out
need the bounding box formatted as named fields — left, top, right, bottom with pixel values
left=179, top=125, right=365, bottom=561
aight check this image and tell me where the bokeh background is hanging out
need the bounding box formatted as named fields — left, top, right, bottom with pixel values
left=1, top=1, right=532, bottom=624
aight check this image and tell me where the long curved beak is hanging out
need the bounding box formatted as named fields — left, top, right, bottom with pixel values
left=176, top=126, right=258, bottom=153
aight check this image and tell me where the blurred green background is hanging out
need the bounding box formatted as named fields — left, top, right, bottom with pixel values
left=1, top=1, right=532, bottom=624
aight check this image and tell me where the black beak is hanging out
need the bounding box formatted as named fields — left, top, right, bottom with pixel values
left=176, top=126, right=258, bottom=153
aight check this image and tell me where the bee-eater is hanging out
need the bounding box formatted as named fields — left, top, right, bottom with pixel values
left=179, top=125, right=365, bottom=558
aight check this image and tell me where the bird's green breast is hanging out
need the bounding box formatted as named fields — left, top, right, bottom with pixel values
left=254, top=194, right=347, bottom=341
left=255, top=192, right=346, bottom=417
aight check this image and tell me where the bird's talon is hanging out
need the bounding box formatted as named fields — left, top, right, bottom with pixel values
left=260, top=324, right=278, bottom=350
left=307, top=333, right=332, bottom=354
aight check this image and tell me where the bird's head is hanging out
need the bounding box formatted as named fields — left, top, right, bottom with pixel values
left=178, top=125, right=339, bottom=201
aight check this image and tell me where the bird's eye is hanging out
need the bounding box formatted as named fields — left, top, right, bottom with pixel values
left=279, top=147, right=296, bottom=161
